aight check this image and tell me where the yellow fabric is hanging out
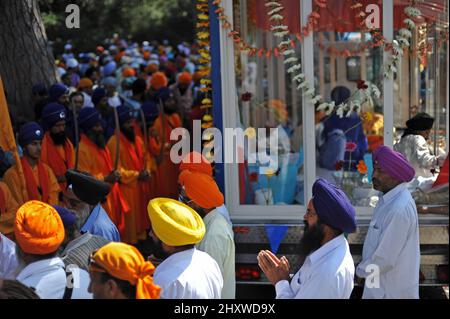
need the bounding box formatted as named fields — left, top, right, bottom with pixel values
left=147, top=198, right=205, bottom=246
left=14, top=200, right=65, bottom=255
left=178, top=170, right=224, bottom=209
left=3, top=162, right=60, bottom=206
left=0, top=182, right=19, bottom=235
left=0, top=77, right=27, bottom=202
left=90, top=242, right=160, bottom=299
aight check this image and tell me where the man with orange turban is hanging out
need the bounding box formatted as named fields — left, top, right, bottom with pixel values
left=14, top=201, right=92, bottom=299
left=178, top=170, right=235, bottom=299
left=77, top=77, right=94, bottom=108
left=170, top=71, right=193, bottom=127
left=88, top=242, right=160, bottom=299
left=147, top=198, right=223, bottom=299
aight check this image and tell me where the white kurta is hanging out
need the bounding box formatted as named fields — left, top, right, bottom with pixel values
left=196, top=209, right=236, bottom=299
left=16, top=257, right=93, bottom=299
left=154, top=248, right=223, bottom=299
left=0, top=233, right=21, bottom=279
left=275, top=234, right=355, bottom=299
left=356, top=183, right=420, bottom=299
left=394, top=135, right=441, bottom=178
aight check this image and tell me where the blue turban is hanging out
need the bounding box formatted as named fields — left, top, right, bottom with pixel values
left=18, top=122, right=44, bottom=148
left=154, top=87, right=173, bottom=103
left=41, top=103, right=67, bottom=130
left=92, top=88, right=107, bottom=106
left=330, top=86, right=351, bottom=106
left=53, top=205, right=77, bottom=228
left=142, top=100, right=159, bottom=122
left=78, top=107, right=102, bottom=132
left=312, top=178, right=357, bottom=233
left=117, top=105, right=134, bottom=125
left=102, top=61, right=117, bottom=77
left=49, top=84, right=69, bottom=102
left=102, top=76, right=118, bottom=88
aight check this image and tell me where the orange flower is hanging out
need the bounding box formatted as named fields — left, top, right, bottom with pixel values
left=357, top=160, right=368, bottom=175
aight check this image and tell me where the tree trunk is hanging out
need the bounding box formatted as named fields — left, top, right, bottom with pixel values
left=0, top=0, right=57, bottom=122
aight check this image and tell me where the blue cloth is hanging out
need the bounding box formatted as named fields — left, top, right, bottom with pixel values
left=92, top=88, right=107, bottom=106
left=53, top=205, right=77, bottom=228
left=78, top=107, right=102, bottom=132
left=81, top=204, right=121, bottom=242
left=312, top=178, right=357, bottom=233
left=49, top=84, right=69, bottom=102
left=117, top=105, right=133, bottom=125
left=142, top=100, right=159, bottom=122
left=153, top=87, right=172, bottom=103
left=41, top=103, right=66, bottom=129
left=18, top=122, right=43, bottom=147
left=319, top=129, right=346, bottom=170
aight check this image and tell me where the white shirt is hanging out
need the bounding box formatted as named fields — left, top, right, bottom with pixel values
left=275, top=234, right=355, bottom=299
left=0, top=233, right=21, bottom=279
left=16, top=257, right=93, bottom=299
left=196, top=209, right=236, bottom=299
left=154, top=248, right=223, bottom=299
left=81, top=91, right=94, bottom=108
left=356, top=183, right=420, bottom=299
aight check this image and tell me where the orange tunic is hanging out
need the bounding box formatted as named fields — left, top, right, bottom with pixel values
left=0, top=181, right=19, bottom=235
left=152, top=113, right=182, bottom=199
left=77, top=134, right=130, bottom=237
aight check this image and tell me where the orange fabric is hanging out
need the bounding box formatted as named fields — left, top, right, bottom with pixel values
left=14, top=200, right=64, bottom=255
left=145, top=64, right=159, bottom=74
left=179, top=170, right=224, bottom=209
left=180, top=152, right=213, bottom=176
left=21, top=157, right=50, bottom=203
left=122, top=68, right=136, bottom=78
left=78, top=134, right=130, bottom=236
left=150, top=72, right=168, bottom=91
left=41, top=133, right=75, bottom=189
left=90, top=242, right=160, bottom=299
left=78, top=78, right=93, bottom=89
left=0, top=182, right=19, bottom=235
left=178, top=72, right=192, bottom=84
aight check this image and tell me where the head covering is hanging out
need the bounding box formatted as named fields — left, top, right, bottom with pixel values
left=330, top=86, right=351, bottom=106
left=78, top=78, right=93, bottom=89
left=32, top=83, right=47, bottom=96
left=150, top=72, right=168, bottom=91
left=66, top=58, right=79, bottom=69
left=147, top=198, right=205, bottom=246
left=18, top=122, right=43, bottom=147
left=41, top=103, right=66, bottom=129
left=122, top=67, right=136, bottom=78
left=180, top=152, right=213, bottom=176
left=92, top=87, right=107, bottom=106
left=179, top=170, right=224, bottom=209
left=14, top=201, right=65, bottom=255
left=102, top=61, right=117, bottom=77
left=78, top=107, right=102, bottom=132
left=146, top=63, right=159, bottom=74
left=406, top=112, right=435, bottom=131
left=49, top=84, right=69, bottom=102
left=89, top=242, right=160, bottom=299
left=312, top=178, right=357, bottom=233
left=373, top=146, right=415, bottom=183
left=178, top=72, right=192, bottom=84
left=65, top=169, right=111, bottom=205
left=154, top=87, right=172, bottom=103
left=53, top=205, right=77, bottom=228
left=102, top=76, right=118, bottom=88
left=117, top=105, right=134, bottom=125
left=142, top=100, right=159, bottom=122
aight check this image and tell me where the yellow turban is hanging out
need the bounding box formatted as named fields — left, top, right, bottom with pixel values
left=14, top=201, right=65, bottom=255
left=147, top=198, right=205, bottom=246
left=178, top=170, right=224, bottom=209
left=90, top=242, right=160, bottom=299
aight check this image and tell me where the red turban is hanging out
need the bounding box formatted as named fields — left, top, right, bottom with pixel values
left=179, top=170, right=224, bottom=209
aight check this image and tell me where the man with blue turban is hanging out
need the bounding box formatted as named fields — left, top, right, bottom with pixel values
left=258, top=178, right=356, bottom=299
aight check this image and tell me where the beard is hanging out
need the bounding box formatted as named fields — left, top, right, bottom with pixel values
left=87, top=129, right=106, bottom=148
left=121, top=125, right=135, bottom=142
left=74, top=204, right=92, bottom=230
left=299, top=220, right=325, bottom=260
left=50, top=131, right=67, bottom=145
left=149, top=237, right=170, bottom=260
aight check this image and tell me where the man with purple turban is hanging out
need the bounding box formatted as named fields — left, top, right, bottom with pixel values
left=356, top=145, right=419, bottom=299
left=257, top=178, right=356, bottom=299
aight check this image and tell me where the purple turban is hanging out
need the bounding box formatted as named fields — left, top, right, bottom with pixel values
left=142, top=100, right=159, bottom=122
left=49, top=84, right=69, bottom=102
left=53, top=205, right=77, bottom=228
left=18, top=122, right=44, bottom=147
left=373, top=146, right=415, bottom=183
left=78, top=107, right=102, bottom=132
left=117, top=105, right=134, bottom=125
left=92, top=88, right=107, bottom=106
left=312, top=178, right=357, bottom=233
left=41, top=103, right=66, bottom=129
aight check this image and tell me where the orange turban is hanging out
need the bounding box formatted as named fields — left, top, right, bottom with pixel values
left=145, top=63, right=159, bottom=74
left=90, top=242, right=160, bottom=299
left=178, top=72, right=192, bottom=84
left=150, top=72, right=168, bottom=91
left=179, top=170, right=224, bottom=209
left=14, top=201, right=65, bottom=255
left=78, top=78, right=93, bottom=89
left=180, top=151, right=213, bottom=176
left=122, top=67, right=136, bottom=78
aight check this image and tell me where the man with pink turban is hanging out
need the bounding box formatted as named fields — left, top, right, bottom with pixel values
left=356, top=146, right=420, bottom=299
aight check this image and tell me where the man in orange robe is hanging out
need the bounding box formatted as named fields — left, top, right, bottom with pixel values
left=107, top=106, right=152, bottom=244
left=76, top=107, right=130, bottom=238
left=3, top=122, right=60, bottom=206
left=40, top=102, right=75, bottom=190
left=0, top=181, right=19, bottom=237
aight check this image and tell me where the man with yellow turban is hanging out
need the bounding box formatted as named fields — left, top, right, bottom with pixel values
left=14, top=201, right=92, bottom=299
left=178, top=169, right=236, bottom=299
left=147, top=198, right=223, bottom=299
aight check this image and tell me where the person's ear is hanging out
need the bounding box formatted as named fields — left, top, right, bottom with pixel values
left=105, top=279, right=119, bottom=298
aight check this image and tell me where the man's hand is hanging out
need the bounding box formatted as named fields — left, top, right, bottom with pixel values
left=56, top=175, right=67, bottom=184
left=138, top=170, right=151, bottom=181
left=257, top=250, right=290, bottom=286
left=104, top=170, right=121, bottom=184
